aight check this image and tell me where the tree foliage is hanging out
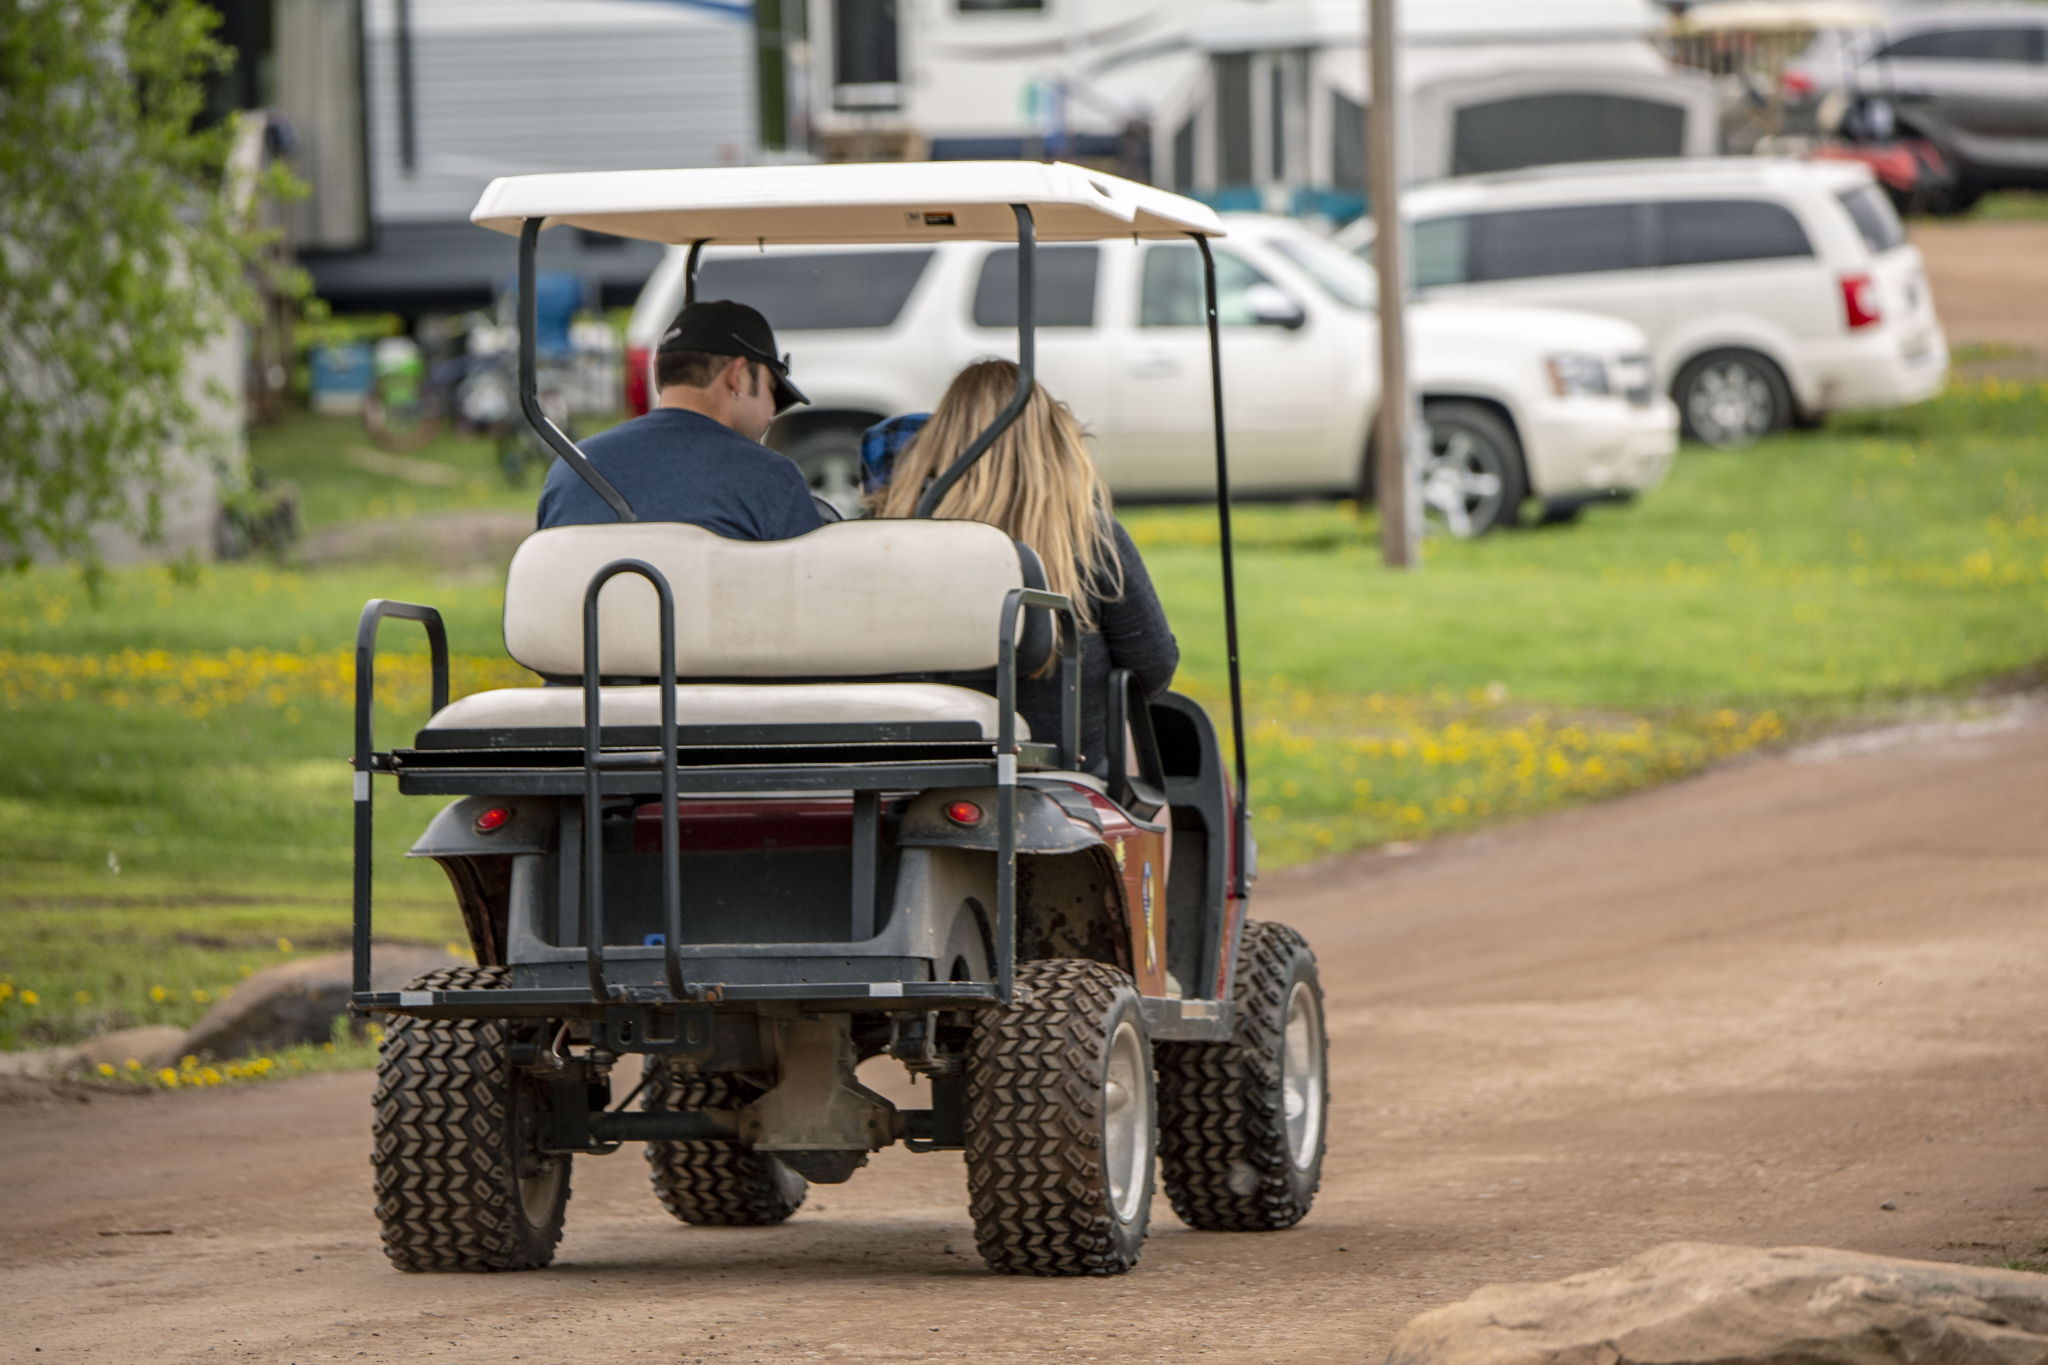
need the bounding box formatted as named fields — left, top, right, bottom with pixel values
left=0, top=0, right=287, bottom=568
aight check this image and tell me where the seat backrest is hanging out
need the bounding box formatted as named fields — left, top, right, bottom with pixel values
left=504, top=520, right=1035, bottom=680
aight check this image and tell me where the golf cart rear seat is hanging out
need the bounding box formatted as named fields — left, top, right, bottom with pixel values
left=397, top=519, right=1071, bottom=773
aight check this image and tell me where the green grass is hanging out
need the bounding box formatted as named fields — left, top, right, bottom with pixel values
left=3, top=384, right=2045, bottom=1048
left=1976, top=191, right=2048, bottom=223
left=253, top=409, right=536, bottom=532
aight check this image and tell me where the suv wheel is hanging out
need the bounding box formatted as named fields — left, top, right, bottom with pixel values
left=1157, top=920, right=1328, bottom=1230
left=1420, top=400, right=1527, bottom=537
left=784, top=427, right=867, bottom=520
left=965, top=958, right=1156, bottom=1276
left=1674, top=349, right=1791, bottom=448
left=643, top=1065, right=808, bottom=1226
left=371, top=966, right=571, bottom=1272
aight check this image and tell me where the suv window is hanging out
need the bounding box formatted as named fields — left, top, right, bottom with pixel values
left=1412, top=216, right=1473, bottom=288
left=1465, top=202, right=1648, bottom=282
left=1837, top=184, right=1908, bottom=253
left=1877, top=26, right=2043, bottom=63
left=972, top=245, right=1100, bottom=328
left=1138, top=244, right=1283, bottom=327
left=695, top=250, right=932, bottom=331
left=1656, top=199, right=1813, bottom=267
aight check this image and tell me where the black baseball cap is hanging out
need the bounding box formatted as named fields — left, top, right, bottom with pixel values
left=658, top=299, right=809, bottom=412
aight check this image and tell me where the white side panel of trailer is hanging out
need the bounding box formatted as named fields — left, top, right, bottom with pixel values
left=364, top=0, right=757, bottom=226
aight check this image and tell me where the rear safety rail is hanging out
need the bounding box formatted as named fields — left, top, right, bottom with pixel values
left=352, top=599, right=449, bottom=999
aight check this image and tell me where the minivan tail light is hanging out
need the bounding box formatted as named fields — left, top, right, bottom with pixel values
left=624, top=345, right=653, bottom=415
left=1840, top=274, right=1881, bottom=330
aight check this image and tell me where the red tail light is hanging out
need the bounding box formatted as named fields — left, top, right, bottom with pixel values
left=624, top=345, right=653, bottom=415
left=1840, top=274, right=1881, bottom=330
left=1781, top=68, right=1816, bottom=99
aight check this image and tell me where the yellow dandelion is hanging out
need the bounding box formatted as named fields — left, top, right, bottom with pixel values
left=125, top=1058, right=142, bottom=1072
left=19, top=989, right=38, bottom=1006
left=0, top=983, right=12, bottom=1003
left=157, top=1068, right=180, bottom=1088
left=276, top=937, right=293, bottom=953
left=148, top=984, right=169, bottom=1003
left=97, top=1063, right=116, bottom=1078
left=191, top=989, right=212, bottom=1005
left=180, top=1054, right=199, bottom=1071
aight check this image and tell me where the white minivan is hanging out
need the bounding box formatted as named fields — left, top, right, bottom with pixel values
left=625, top=215, right=1676, bottom=535
left=1335, top=158, right=1950, bottom=446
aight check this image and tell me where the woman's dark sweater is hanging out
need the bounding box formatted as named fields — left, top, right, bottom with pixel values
left=998, top=520, right=1179, bottom=777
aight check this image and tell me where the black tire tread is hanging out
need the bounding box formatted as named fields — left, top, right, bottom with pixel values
left=965, top=958, right=1148, bottom=1276
left=1157, top=920, right=1326, bottom=1231
left=642, top=1066, right=807, bottom=1227
left=371, top=965, right=569, bottom=1272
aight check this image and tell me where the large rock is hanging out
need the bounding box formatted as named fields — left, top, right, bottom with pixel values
left=1384, top=1242, right=2048, bottom=1365
left=177, top=945, right=460, bottom=1061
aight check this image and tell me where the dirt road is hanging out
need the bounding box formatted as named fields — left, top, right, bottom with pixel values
left=9, top=704, right=2048, bottom=1363
left=1914, top=218, right=2048, bottom=365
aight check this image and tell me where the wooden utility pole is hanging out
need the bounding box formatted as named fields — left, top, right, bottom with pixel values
left=1367, top=0, right=1420, bottom=569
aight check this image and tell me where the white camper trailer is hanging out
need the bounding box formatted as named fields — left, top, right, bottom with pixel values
left=285, top=0, right=761, bottom=313
left=806, top=0, right=1719, bottom=219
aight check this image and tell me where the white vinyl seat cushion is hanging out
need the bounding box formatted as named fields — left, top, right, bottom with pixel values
left=422, top=682, right=1029, bottom=741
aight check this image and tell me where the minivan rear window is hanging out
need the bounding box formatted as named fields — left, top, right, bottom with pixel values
left=693, top=250, right=933, bottom=331
left=1656, top=199, right=1813, bottom=267
left=1836, top=184, right=1908, bottom=253
left=973, top=245, right=1100, bottom=328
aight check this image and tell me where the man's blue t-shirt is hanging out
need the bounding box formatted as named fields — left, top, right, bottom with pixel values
left=536, top=408, right=821, bottom=540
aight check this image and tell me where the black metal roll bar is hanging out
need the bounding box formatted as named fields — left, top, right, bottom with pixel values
left=914, top=204, right=1037, bottom=517
left=518, top=218, right=634, bottom=521
left=1194, top=235, right=1253, bottom=898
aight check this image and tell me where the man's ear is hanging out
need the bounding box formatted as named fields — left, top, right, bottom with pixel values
left=720, top=354, right=752, bottom=394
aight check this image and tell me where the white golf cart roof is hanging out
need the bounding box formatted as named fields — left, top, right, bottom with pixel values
left=471, top=161, right=1225, bottom=246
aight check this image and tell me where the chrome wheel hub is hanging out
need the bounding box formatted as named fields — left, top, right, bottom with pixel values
left=1688, top=361, right=1773, bottom=446
left=1103, top=1018, right=1153, bottom=1223
left=1421, top=428, right=1507, bottom=538
left=1281, top=981, right=1325, bottom=1171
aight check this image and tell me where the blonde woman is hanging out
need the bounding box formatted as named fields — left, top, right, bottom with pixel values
left=868, top=359, right=1178, bottom=777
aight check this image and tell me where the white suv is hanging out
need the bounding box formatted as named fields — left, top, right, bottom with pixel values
left=1335, top=158, right=1949, bottom=446
left=626, top=214, right=1677, bottom=535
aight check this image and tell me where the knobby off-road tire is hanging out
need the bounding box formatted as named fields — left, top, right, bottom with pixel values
left=1157, top=920, right=1328, bottom=1231
left=371, top=965, right=570, bottom=1272
left=642, top=1065, right=807, bottom=1227
left=965, top=958, right=1156, bottom=1276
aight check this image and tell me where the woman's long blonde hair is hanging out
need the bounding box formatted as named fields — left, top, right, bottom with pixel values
left=867, top=359, right=1122, bottom=631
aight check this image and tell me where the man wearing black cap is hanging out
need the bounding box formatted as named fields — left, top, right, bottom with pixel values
left=536, top=300, right=821, bottom=539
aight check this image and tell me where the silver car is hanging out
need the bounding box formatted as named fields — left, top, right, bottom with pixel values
left=1788, top=5, right=2048, bottom=211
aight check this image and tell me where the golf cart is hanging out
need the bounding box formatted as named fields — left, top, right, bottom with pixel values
left=349, top=162, right=1328, bottom=1277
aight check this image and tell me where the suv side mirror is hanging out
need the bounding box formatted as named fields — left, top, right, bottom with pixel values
left=1244, top=282, right=1307, bottom=331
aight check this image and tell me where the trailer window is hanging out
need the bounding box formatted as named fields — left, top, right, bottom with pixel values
left=972, top=245, right=1101, bottom=328
left=694, top=250, right=932, bottom=331
left=1656, top=199, right=1813, bottom=267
